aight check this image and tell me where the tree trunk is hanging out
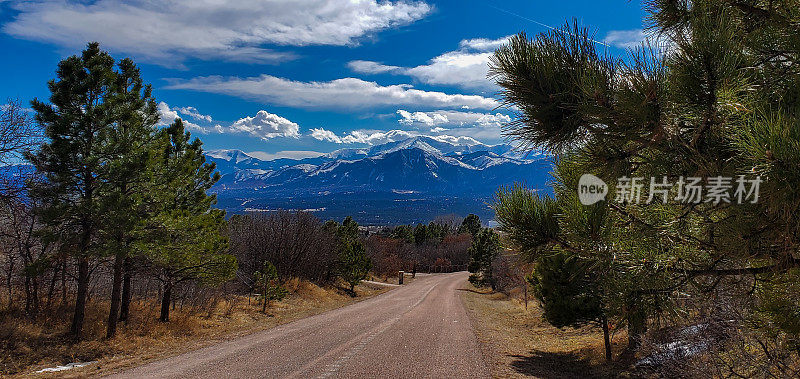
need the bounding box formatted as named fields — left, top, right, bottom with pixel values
left=119, top=257, right=132, bottom=322
left=24, top=275, right=33, bottom=316
left=160, top=281, right=172, bottom=322
left=5, top=257, right=13, bottom=311
left=106, top=251, right=125, bottom=338
left=626, top=304, right=647, bottom=349
left=60, top=258, right=67, bottom=305
left=70, top=256, right=89, bottom=339
left=602, top=315, right=612, bottom=362
left=261, top=280, right=268, bottom=314
left=46, top=262, right=58, bottom=310
left=23, top=274, right=39, bottom=318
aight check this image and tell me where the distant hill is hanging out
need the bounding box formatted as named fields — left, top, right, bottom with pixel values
left=206, top=136, right=552, bottom=225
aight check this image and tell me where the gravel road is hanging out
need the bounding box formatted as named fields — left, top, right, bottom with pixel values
left=108, top=272, right=489, bottom=378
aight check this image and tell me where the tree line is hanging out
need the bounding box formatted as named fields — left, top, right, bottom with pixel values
left=365, top=214, right=473, bottom=275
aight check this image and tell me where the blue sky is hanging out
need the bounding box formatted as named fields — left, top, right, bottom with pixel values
left=0, top=0, right=647, bottom=160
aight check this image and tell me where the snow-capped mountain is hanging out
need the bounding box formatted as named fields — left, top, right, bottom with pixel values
left=205, top=136, right=550, bottom=223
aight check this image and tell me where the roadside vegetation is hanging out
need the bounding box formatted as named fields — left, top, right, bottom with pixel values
left=364, top=214, right=483, bottom=278
left=462, top=281, right=629, bottom=378
left=483, top=0, right=800, bottom=376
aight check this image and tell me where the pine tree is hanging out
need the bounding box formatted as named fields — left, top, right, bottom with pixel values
left=100, top=57, right=159, bottom=338
left=334, top=217, right=371, bottom=293
left=467, top=228, right=500, bottom=290
left=526, top=251, right=611, bottom=361
left=143, top=119, right=236, bottom=322
left=27, top=43, right=122, bottom=339
left=458, top=214, right=481, bottom=237
left=254, top=261, right=287, bottom=313
left=489, top=0, right=800, bottom=366
left=339, top=240, right=372, bottom=293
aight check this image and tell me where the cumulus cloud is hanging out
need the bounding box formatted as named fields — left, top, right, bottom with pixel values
left=309, top=128, right=496, bottom=145
left=396, top=109, right=511, bottom=128
left=228, top=110, right=300, bottom=140
left=458, top=36, right=510, bottom=51
left=4, top=0, right=431, bottom=65
left=177, top=106, right=212, bottom=122
left=159, top=103, right=300, bottom=141
left=310, top=128, right=418, bottom=145
left=349, top=35, right=511, bottom=91
left=157, top=102, right=207, bottom=133
left=166, top=75, right=499, bottom=110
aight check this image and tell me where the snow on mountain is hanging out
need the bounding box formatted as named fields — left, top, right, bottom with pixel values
left=324, top=148, right=369, bottom=160
left=207, top=136, right=551, bottom=199
left=206, top=149, right=257, bottom=164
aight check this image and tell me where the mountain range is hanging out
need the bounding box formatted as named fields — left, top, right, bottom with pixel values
left=206, top=136, right=551, bottom=225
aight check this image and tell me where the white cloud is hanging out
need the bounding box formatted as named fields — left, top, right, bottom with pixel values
left=603, top=29, right=647, bottom=49
left=4, top=0, right=431, bottom=65
left=310, top=128, right=418, bottom=145
left=347, top=60, right=402, bottom=74
left=603, top=29, right=672, bottom=51
left=157, top=102, right=207, bottom=133
left=310, top=128, right=345, bottom=143
left=177, top=106, right=212, bottom=122
left=349, top=35, right=511, bottom=91
left=167, top=75, right=499, bottom=110
left=309, top=127, right=497, bottom=145
left=247, top=150, right=323, bottom=161
left=428, top=134, right=483, bottom=146
left=458, top=36, right=510, bottom=51
left=160, top=103, right=300, bottom=141
left=396, top=109, right=511, bottom=128
left=227, top=110, right=300, bottom=140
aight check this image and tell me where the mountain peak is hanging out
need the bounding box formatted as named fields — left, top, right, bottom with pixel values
left=206, top=149, right=260, bottom=163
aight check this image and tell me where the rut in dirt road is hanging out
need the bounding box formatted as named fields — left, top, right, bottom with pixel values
left=108, top=272, right=489, bottom=378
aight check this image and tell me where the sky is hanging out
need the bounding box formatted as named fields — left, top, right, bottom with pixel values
left=0, top=0, right=649, bottom=161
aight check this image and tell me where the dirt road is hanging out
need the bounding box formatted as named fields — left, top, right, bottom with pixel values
left=108, top=272, right=489, bottom=378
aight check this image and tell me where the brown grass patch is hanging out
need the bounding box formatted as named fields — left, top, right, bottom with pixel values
left=1, top=280, right=388, bottom=378
left=460, top=283, right=632, bottom=378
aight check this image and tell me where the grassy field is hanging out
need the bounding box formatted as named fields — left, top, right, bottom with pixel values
left=460, top=283, right=633, bottom=378
left=1, top=280, right=389, bottom=377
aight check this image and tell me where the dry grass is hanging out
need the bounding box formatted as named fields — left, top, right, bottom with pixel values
left=460, top=283, right=633, bottom=379
left=1, top=280, right=388, bottom=378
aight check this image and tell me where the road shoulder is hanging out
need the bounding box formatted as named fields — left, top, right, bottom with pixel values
left=24, top=281, right=391, bottom=378
left=459, top=283, right=627, bottom=378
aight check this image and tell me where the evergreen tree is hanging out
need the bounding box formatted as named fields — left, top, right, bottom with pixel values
left=490, top=1, right=800, bottom=365
left=100, top=57, right=159, bottom=338
left=458, top=214, right=481, bottom=237
left=254, top=261, right=287, bottom=313
left=333, top=217, right=371, bottom=293
left=467, top=228, right=500, bottom=290
left=413, top=223, right=429, bottom=245
left=527, top=251, right=612, bottom=361
left=27, top=43, right=125, bottom=339
left=339, top=239, right=372, bottom=293
left=143, top=119, right=236, bottom=322
left=390, top=224, right=416, bottom=243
